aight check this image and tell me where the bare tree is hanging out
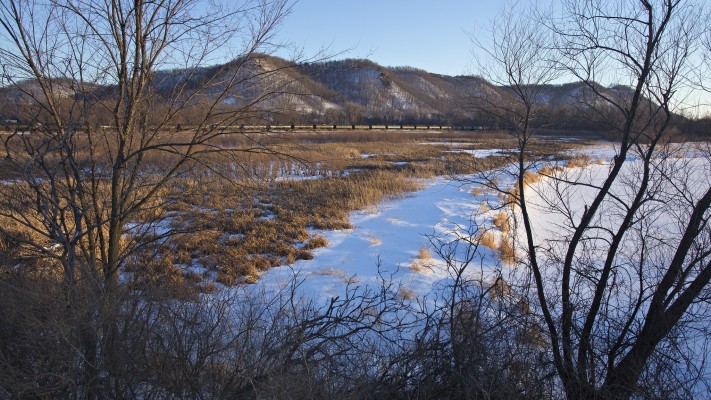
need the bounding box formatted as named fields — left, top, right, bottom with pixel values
left=403, top=221, right=556, bottom=399
left=473, top=1, right=710, bottom=399
left=0, top=0, right=303, bottom=397
left=467, top=0, right=562, bottom=211
left=0, top=0, right=297, bottom=288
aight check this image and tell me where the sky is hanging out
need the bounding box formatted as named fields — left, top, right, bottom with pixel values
left=272, top=0, right=710, bottom=115
left=274, top=0, right=501, bottom=76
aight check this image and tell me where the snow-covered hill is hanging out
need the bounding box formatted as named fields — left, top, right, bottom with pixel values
left=0, top=54, right=674, bottom=130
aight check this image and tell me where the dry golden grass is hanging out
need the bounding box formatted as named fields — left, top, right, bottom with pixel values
left=417, top=245, right=432, bottom=260
left=501, top=187, right=520, bottom=209
left=397, top=288, right=416, bottom=300
left=274, top=170, right=423, bottom=231
left=1, top=130, right=577, bottom=287
left=244, top=273, right=260, bottom=284
left=343, top=276, right=361, bottom=284
left=522, top=171, right=542, bottom=186
left=471, top=187, right=483, bottom=196
left=313, top=267, right=348, bottom=279
left=174, top=249, right=193, bottom=265
left=295, top=249, right=314, bottom=261
left=498, top=235, right=516, bottom=265
left=489, top=277, right=512, bottom=299
left=409, top=261, right=433, bottom=274
left=538, top=164, right=564, bottom=177
left=493, top=211, right=511, bottom=233
left=202, top=281, right=217, bottom=293
left=566, top=154, right=593, bottom=168
left=478, top=230, right=498, bottom=250
left=368, top=236, right=382, bottom=246
left=303, top=235, right=329, bottom=250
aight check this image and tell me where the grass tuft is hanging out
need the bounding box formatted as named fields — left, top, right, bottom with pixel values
left=493, top=211, right=511, bottom=233
left=417, top=245, right=431, bottom=260
left=478, top=231, right=498, bottom=250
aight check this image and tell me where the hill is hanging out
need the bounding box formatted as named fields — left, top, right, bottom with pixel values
left=0, top=54, right=690, bottom=132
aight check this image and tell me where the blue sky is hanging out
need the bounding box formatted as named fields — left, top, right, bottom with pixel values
left=274, top=0, right=501, bottom=76
left=273, top=0, right=710, bottom=114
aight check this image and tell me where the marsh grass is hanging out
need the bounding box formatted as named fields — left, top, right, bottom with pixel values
left=478, top=231, right=498, bottom=250
left=417, top=245, right=432, bottom=260
left=397, top=288, right=416, bottom=300
left=1, top=130, right=577, bottom=285
left=566, top=154, right=594, bottom=168
left=493, top=211, right=511, bottom=233
left=409, top=263, right=423, bottom=273
left=368, top=236, right=383, bottom=246
left=498, top=235, right=516, bottom=265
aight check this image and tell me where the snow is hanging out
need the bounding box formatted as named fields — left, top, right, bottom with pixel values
left=322, top=101, right=340, bottom=110
left=274, top=174, right=325, bottom=182
left=517, top=143, right=711, bottom=384
left=258, top=145, right=618, bottom=302
left=125, top=217, right=175, bottom=238
left=258, top=143, right=709, bottom=315
left=389, top=83, right=413, bottom=109
left=419, top=141, right=478, bottom=146
left=260, top=176, right=505, bottom=305
left=446, top=148, right=510, bottom=158
left=241, top=141, right=711, bottom=388
left=518, top=145, right=711, bottom=293
left=268, top=161, right=346, bottom=181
